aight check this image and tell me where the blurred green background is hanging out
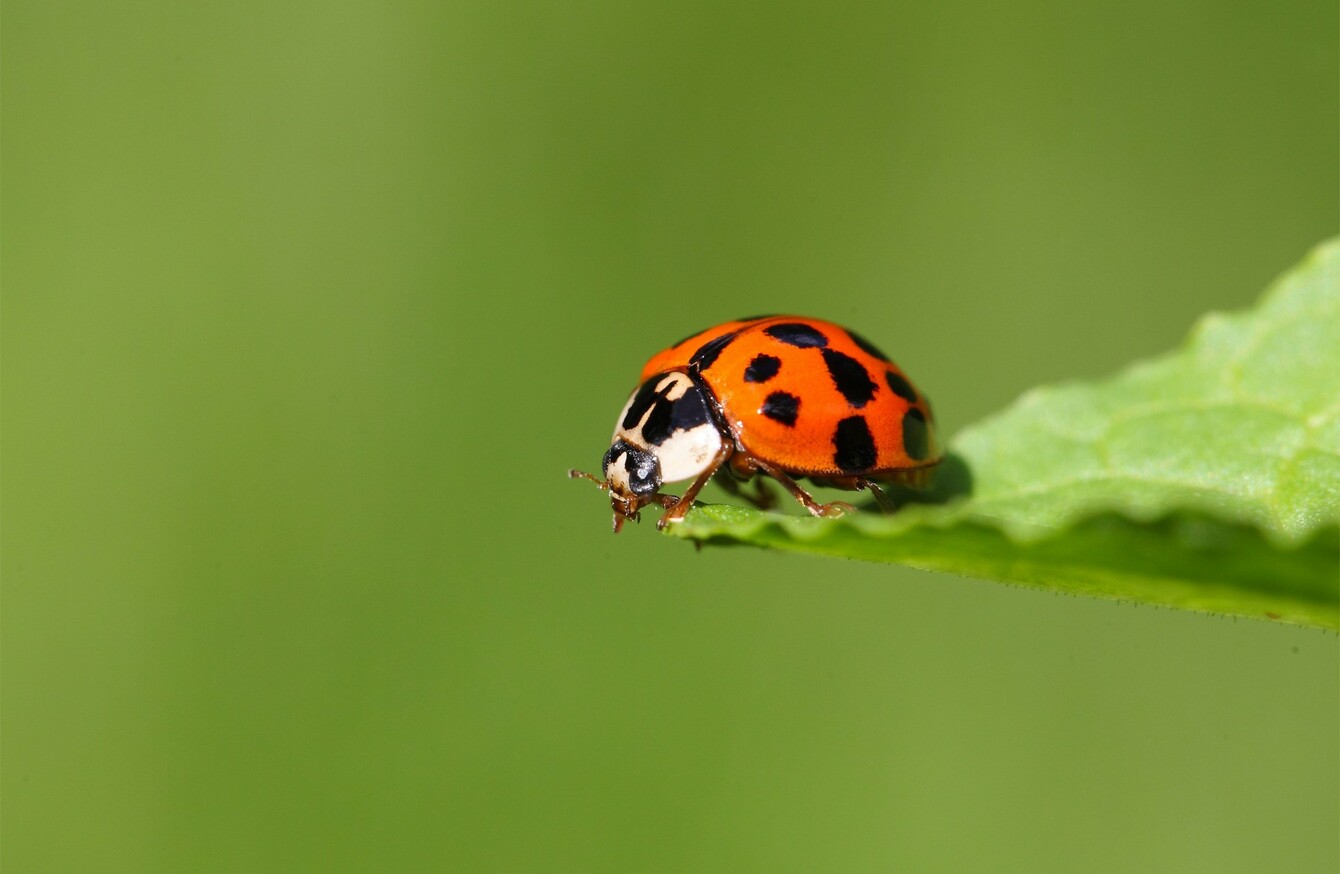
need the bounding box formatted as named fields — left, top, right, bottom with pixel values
left=4, top=1, right=1337, bottom=871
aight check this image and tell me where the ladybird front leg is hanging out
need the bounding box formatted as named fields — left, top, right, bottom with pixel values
left=649, top=493, right=679, bottom=511
left=656, top=443, right=733, bottom=530
left=753, top=460, right=856, bottom=519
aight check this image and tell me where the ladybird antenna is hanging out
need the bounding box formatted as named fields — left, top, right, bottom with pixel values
left=568, top=469, right=608, bottom=491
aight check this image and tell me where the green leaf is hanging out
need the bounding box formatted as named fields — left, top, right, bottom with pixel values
left=667, top=240, right=1340, bottom=630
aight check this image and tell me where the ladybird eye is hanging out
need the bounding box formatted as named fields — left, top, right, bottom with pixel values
left=622, top=447, right=661, bottom=496
left=627, top=462, right=656, bottom=494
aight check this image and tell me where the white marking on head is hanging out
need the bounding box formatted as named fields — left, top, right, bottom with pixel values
left=604, top=449, right=631, bottom=493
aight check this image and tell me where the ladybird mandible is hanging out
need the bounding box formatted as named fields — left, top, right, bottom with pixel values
left=570, top=315, right=942, bottom=532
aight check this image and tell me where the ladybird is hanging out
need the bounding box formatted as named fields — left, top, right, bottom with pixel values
left=570, top=316, right=941, bottom=532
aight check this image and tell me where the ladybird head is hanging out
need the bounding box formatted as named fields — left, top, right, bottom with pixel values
left=601, top=439, right=663, bottom=532
left=566, top=440, right=664, bottom=532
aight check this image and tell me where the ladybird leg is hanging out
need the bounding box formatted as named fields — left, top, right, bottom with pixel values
left=861, top=480, right=898, bottom=513
left=714, top=471, right=778, bottom=510
left=568, top=469, right=608, bottom=490
left=750, top=477, right=778, bottom=510
left=754, top=461, right=856, bottom=518
left=657, top=444, right=732, bottom=530
left=713, top=472, right=745, bottom=499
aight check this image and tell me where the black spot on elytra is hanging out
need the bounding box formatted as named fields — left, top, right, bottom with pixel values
left=846, top=329, right=890, bottom=361
left=621, top=376, right=675, bottom=430
left=743, top=354, right=782, bottom=383
left=764, top=322, right=829, bottom=348
left=821, top=349, right=877, bottom=408
left=689, top=331, right=738, bottom=372
left=735, top=314, right=777, bottom=322
left=760, top=391, right=800, bottom=427
left=885, top=370, right=918, bottom=404
left=901, top=408, right=930, bottom=461
left=833, top=416, right=877, bottom=472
